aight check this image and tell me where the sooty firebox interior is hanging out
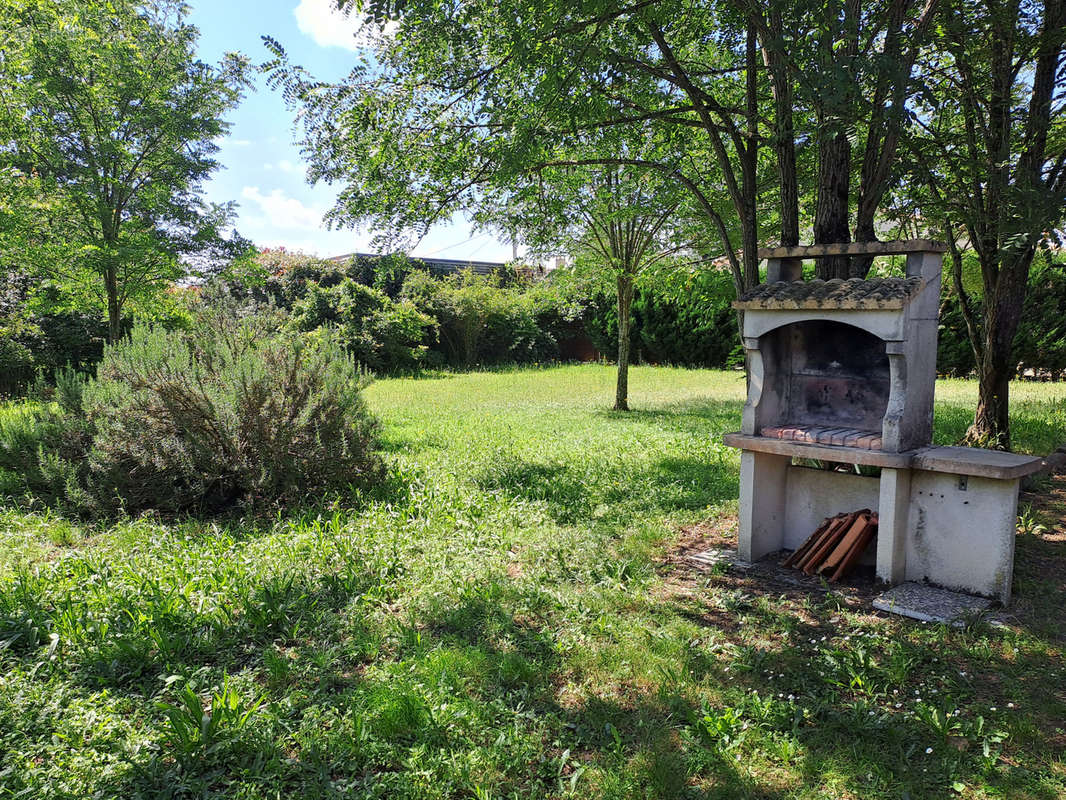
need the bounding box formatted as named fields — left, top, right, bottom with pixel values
left=761, top=320, right=889, bottom=434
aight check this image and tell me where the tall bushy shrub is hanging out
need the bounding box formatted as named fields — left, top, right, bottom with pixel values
left=936, top=257, right=1066, bottom=379
left=400, top=270, right=563, bottom=367
left=936, top=298, right=977, bottom=377
left=0, top=338, right=34, bottom=397
left=1, top=306, right=383, bottom=514
left=0, top=368, right=94, bottom=506
left=1014, top=265, right=1066, bottom=378
left=289, top=279, right=436, bottom=372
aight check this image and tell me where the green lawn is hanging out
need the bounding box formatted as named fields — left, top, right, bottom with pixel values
left=0, top=365, right=1064, bottom=799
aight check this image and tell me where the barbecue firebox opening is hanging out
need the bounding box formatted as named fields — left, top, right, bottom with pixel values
left=758, top=320, right=889, bottom=450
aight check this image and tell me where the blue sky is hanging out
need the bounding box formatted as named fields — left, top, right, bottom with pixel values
left=186, top=0, right=513, bottom=262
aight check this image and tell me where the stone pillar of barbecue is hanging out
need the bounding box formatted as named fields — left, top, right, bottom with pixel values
left=876, top=248, right=943, bottom=583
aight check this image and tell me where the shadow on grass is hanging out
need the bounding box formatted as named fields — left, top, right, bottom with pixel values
left=660, top=580, right=1065, bottom=800
left=1008, top=531, right=1066, bottom=641
left=9, top=561, right=1062, bottom=799
left=477, top=455, right=738, bottom=526
left=476, top=461, right=592, bottom=525
left=593, top=399, right=746, bottom=438
left=475, top=397, right=744, bottom=526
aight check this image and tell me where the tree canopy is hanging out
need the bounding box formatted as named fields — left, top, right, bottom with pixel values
left=0, top=0, right=252, bottom=340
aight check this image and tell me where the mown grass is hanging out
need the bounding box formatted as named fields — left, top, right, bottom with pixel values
left=0, top=366, right=1063, bottom=799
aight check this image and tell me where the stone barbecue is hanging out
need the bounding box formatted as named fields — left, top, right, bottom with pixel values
left=723, top=240, right=1043, bottom=605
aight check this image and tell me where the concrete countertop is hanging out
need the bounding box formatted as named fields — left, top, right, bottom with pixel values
left=911, top=446, right=1045, bottom=480
left=722, top=433, right=1046, bottom=480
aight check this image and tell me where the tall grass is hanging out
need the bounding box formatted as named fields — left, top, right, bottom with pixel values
left=0, top=366, right=1062, bottom=799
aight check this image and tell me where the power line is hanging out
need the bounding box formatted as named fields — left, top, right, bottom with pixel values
left=419, top=232, right=490, bottom=257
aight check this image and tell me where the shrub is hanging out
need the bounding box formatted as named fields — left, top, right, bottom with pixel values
left=400, top=271, right=564, bottom=367
left=936, top=257, right=1066, bottom=378
left=1014, top=265, right=1066, bottom=378
left=1, top=307, right=383, bottom=514
left=582, top=267, right=741, bottom=369
left=0, top=338, right=34, bottom=397
left=936, top=298, right=977, bottom=377
left=0, top=368, right=94, bottom=506
left=289, top=279, right=436, bottom=373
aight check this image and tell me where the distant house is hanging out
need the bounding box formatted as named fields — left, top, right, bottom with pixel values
left=326, top=252, right=512, bottom=278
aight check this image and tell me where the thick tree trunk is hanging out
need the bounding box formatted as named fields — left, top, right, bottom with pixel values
left=813, top=131, right=852, bottom=280
left=763, top=9, right=799, bottom=248
left=971, top=355, right=1012, bottom=450
left=105, top=262, right=121, bottom=342
left=812, top=0, right=858, bottom=280
left=967, top=250, right=1034, bottom=449
left=614, top=273, right=634, bottom=411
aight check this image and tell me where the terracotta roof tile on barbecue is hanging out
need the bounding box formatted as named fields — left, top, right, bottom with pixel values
left=733, top=276, right=924, bottom=310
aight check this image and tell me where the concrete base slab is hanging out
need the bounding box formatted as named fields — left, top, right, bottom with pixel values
left=872, top=582, right=994, bottom=625
left=688, top=548, right=754, bottom=571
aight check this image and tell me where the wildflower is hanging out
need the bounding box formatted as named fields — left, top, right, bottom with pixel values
left=925, top=747, right=933, bottom=754
left=1007, top=702, right=1015, bottom=708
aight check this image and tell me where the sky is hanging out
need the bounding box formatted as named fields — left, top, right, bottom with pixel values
left=186, top=0, right=514, bottom=262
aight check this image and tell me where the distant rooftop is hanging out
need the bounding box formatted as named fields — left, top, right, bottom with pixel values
left=326, top=252, right=511, bottom=276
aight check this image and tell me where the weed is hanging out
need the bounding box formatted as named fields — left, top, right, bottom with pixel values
left=1016, top=503, right=1049, bottom=536
left=159, top=677, right=264, bottom=767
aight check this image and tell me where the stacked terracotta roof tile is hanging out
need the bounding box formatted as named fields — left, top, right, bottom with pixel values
left=782, top=510, right=879, bottom=582
left=734, top=277, right=924, bottom=310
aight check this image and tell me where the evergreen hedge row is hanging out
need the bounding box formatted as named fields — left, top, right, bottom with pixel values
left=9, top=251, right=1066, bottom=392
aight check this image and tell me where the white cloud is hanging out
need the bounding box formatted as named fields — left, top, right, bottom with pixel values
left=261, top=160, right=298, bottom=173
left=294, top=0, right=363, bottom=50
left=229, top=139, right=254, bottom=147
left=293, top=0, right=397, bottom=50
left=240, top=186, right=324, bottom=231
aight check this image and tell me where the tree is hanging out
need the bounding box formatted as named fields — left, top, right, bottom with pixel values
left=0, top=0, right=250, bottom=341
left=266, top=0, right=768, bottom=303
left=501, top=163, right=682, bottom=409
left=908, top=0, right=1066, bottom=448
left=732, top=0, right=940, bottom=275
left=581, top=174, right=680, bottom=411
left=267, top=0, right=947, bottom=311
